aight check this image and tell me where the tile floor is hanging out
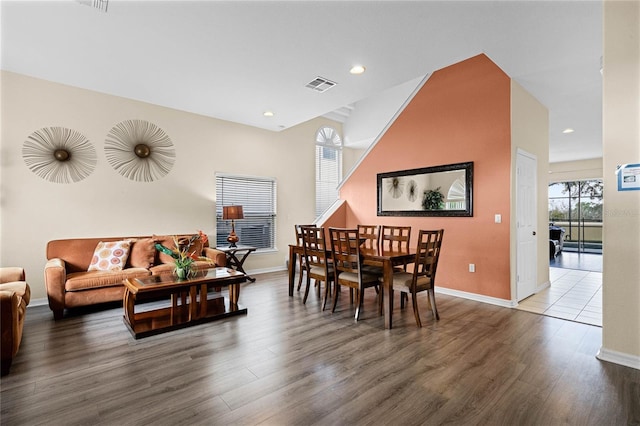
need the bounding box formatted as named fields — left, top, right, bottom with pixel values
left=517, top=267, right=603, bottom=327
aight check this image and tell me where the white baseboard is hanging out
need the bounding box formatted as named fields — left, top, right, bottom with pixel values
left=596, top=347, right=640, bottom=370
left=435, top=286, right=517, bottom=308
left=245, top=266, right=287, bottom=277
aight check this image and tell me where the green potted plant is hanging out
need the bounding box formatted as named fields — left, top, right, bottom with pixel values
left=422, top=187, right=445, bottom=210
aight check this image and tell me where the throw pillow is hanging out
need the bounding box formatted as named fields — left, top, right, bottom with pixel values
left=128, top=238, right=156, bottom=269
left=88, top=240, right=131, bottom=271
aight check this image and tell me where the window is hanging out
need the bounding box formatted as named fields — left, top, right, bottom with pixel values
left=315, top=126, right=342, bottom=217
left=216, top=173, right=277, bottom=250
left=548, top=179, right=603, bottom=253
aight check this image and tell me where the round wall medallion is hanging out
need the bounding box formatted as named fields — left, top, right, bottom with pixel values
left=22, top=127, right=97, bottom=184
left=104, top=119, right=175, bottom=182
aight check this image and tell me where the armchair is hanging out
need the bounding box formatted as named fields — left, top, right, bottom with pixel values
left=0, top=267, right=31, bottom=375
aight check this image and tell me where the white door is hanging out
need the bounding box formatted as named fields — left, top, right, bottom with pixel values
left=516, top=150, right=538, bottom=301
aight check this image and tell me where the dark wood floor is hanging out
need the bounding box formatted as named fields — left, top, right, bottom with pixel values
left=1, top=271, right=638, bottom=425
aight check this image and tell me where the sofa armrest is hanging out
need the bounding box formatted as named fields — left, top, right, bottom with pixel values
left=44, top=258, right=67, bottom=319
left=0, top=267, right=25, bottom=284
left=203, top=247, right=226, bottom=267
left=0, top=290, right=21, bottom=372
left=1, top=279, right=29, bottom=375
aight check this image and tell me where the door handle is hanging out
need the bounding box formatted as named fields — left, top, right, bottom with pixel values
left=532, top=231, right=537, bottom=236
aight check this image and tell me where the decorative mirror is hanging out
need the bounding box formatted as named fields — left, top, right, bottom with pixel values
left=377, top=162, right=473, bottom=217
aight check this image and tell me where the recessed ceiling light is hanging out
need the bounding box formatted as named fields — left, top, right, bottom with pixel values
left=263, top=111, right=274, bottom=117
left=562, top=128, right=575, bottom=134
left=349, top=65, right=366, bottom=75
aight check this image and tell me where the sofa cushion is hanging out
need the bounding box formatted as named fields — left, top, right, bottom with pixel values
left=128, top=238, right=156, bottom=269
left=154, top=235, right=177, bottom=264
left=88, top=240, right=131, bottom=272
left=65, top=268, right=150, bottom=291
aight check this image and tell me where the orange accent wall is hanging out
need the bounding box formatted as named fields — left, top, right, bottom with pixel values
left=337, top=54, right=512, bottom=300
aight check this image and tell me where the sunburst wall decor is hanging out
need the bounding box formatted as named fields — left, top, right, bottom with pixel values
left=387, top=176, right=404, bottom=199
left=22, top=127, right=97, bottom=184
left=104, top=119, right=175, bottom=182
left=407, top=179, right=418, bottom=202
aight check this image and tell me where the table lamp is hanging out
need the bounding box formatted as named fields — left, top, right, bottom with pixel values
left=223, top=205, right=244, bottom=247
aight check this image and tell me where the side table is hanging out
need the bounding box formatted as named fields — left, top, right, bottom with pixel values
left=216, top=245, right=257, bottom=282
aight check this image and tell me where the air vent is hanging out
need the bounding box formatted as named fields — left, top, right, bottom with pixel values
left=76, top=0, right=109, bottom=12
left=305, top=77, right=337, bottom=93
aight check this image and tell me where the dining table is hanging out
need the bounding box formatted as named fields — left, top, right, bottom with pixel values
left=287, top=243, right=415, bottom=329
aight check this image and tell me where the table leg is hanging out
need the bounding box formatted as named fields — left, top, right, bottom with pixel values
left=199, top=283, right=208, bottom=318
left=124, top=288, right=135, bottom=328
left=228, top=251, right=256, bottom=282
left=189, top=286, right=198, bottom=320
left=383, top=260, right=393, bottom=329
left=288, top=246, right=296, bottom=297
left=170, top=293, right=178, bottom=325
left=229, top=283, right=239, bottom=306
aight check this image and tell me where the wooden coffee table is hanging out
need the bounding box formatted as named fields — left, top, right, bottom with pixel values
left=123, top=267, right=247, bottom=339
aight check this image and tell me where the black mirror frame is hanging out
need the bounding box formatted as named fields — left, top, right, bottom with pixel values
left=377, top=161, right=473, bottom=217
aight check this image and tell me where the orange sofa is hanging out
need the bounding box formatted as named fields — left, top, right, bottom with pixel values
left=45, top=235, right=226, bottom=320
left=1, top=267, right=31, bottom=375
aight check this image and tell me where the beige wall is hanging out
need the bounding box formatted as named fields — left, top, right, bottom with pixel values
left=0, top=71, right=335, bottom=301
left=600, top=0, right=640, bottom=368
left=510, top=80, right=551, bottom=299
left=548, top=158, right=603, bottom=183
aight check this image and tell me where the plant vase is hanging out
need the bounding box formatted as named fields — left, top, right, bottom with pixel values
left=175, top=266, right=190, bottom=280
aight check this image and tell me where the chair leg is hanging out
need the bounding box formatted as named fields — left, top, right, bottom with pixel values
left=428, top=289, right=440, bottom=320
left=400, top=292, right=408, bottom=309
left=322, top=280, right=331, bottom=311
left=302, top=274, right=312, bottom=304
left=297, top=260, right=305, bottom=291
left=355, top=288, right=364, bottom=321
left=332, top=284, right=340, bottom=313
left=411, top=292, right=422, bottom=327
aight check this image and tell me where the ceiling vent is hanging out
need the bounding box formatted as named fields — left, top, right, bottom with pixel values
left=305, top=77, right=337, bottom=93
left=76, top=0, right=109, bottom=12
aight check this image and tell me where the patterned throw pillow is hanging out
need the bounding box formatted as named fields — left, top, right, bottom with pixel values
left=88, top=240, right=131, bottom=271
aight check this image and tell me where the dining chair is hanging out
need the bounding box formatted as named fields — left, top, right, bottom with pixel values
left=390, top=229, right=444, bottom=327
left=329, top=227, right=382, bottom=320
left=294, top=224, right=315, bottom=291
left=381, top=225, right=411, bottom=251
left=356, top=224, right=384, bottom=292
left=381, top=225, right=412, bottom=271
left=300, top=226, right=333, bottom=309
left=357, top=224, right=380, bottom=249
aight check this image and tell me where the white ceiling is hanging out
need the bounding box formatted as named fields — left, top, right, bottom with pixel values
left=1, top=0, right=603, bottom=163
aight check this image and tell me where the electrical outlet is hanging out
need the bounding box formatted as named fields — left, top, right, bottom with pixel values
left=469, top=263, right=475, bottom=273
left=495, top=214, right=502, bottom=223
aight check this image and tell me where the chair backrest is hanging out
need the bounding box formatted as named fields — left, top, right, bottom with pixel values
left=329, top=227, right=361, bottom=275
left=357, top=225, right=380, bottom=249
left=412, top=229, right=444, bottom=289
left=381, top=226, right=412, bottom=251
left=301, top=226, right=330, bottom=269
left=295, top=224, right=315, bottom=246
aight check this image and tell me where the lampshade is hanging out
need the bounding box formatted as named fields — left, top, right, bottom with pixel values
left=223, top=205, right=244, bottom=220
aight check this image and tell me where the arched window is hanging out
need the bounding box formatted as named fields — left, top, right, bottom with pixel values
left=446, top=178, right=466, bottom=209
left=315, top=126, right=342, bottom=217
